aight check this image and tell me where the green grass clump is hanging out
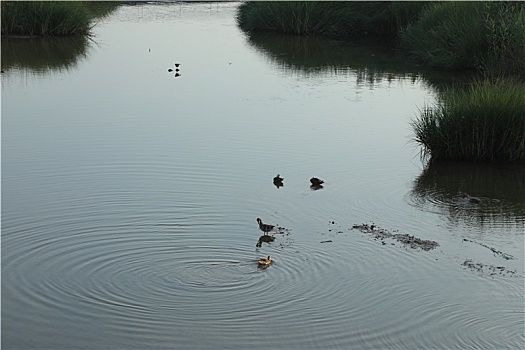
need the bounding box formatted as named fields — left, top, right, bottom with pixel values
left=400, top=2, right=488, bottom=70
left=1, top=1, right=118, bottom=36
left=412, top=79, right=525, bottom=163
left=237, top=1, right=430, bottom=38
left=483, top=2, right=525, bottom=79
left=400, top=1, right=525, bottom=78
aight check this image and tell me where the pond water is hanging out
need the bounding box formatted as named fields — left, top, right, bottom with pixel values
left=2, top=2, right=524, bottom=349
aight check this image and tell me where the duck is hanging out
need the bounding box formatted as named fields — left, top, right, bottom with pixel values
left=310, top=177, right=324, bottom=186
left=273, top=174, right=284, bottom=187
left=175, top=63, right=181, bottom=67
left=257, top=218, right=276, bottom=235
left=258, top=256, right=272, bottom=266
left=168, top=68, right=173, bottom=72
left=460, top=192, right=482, bottom=204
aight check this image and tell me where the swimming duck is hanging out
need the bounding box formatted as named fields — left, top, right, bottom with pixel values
left=168, top=68, right=173, bottom=72
left=258, top=256, right=272, bottom=266
left=257, top=218, right=276, bottom=236
left=273, top=174, right=284, bottom=187
left=460, top=192, right=482, bottom=204
left=310, top=177, right=324, bottom=186
left=175, top=63, right=181, bottom=67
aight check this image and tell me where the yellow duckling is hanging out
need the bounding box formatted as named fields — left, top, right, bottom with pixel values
left=258, top=256, right=272, bottom=266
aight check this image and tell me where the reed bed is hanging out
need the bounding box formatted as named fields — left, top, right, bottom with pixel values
left=400, top=1, right=525, bottom=78
left=237, top=1, right=430, bottom=37
left=412, top=79, right=525, bottom=163
left=1, top=1, right=120, bottom=36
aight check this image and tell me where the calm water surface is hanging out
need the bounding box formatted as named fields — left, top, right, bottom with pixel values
left=2, top=3, right=524, bottom=349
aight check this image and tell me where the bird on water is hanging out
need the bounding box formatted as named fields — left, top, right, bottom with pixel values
left=273, top=174, right=284, bottom=187
left=460, top=192, right=482, bottom=204
left=257, top=218, right=276, bottom=236
left=310, top=177, right=324, bottom=186
left=258, top=256, right=272, bottom=266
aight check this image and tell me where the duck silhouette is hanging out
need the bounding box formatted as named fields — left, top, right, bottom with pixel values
left=273, top=174, right=284, bottom=188
left=310, top=177, right=324, bottom=186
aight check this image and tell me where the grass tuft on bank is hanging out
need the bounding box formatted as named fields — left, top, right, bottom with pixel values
left=400, top=1, right=525, bottom=79
left=1, top=1, right=120, bottom=36
left=237, top=1, right=430, bottom=37
left=412, top=79, right=525, bottom=163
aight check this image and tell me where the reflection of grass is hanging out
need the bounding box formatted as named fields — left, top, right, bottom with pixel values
left=1, top=36, right=90, bottom=74
left=238, top=1, right=525, bottom=79
left=411, top=160, right=525, bottom=225
left=412, top=79, right=525, bottom=163
left=246, top=31, right=470, bottom=91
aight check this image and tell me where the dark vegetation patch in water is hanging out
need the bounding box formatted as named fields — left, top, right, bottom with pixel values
left=352, top=223, right=439, bottom=251
left=462, top=239, right=515, bottom=261
left=462, top=259, right=518, bottom=278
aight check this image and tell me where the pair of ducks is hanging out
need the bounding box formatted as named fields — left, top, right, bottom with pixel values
left=273, top=174, right=324, bottom=187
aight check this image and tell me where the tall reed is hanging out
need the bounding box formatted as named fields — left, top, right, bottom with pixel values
left=412, top=79, right=525, bottom=163
left=2, top=1, right=91, bottom=36
left=237, top=1, right=430, bottom=38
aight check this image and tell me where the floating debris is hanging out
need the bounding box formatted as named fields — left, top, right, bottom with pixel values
left=320, top=240, right=332, bottom=243
left=463, top=259, right=517, bottom=277
left=352, top=223, right=439, bottom=251
left=463, top=239, right=514, bottom=260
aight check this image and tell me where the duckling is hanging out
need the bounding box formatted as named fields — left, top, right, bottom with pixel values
left=460, top=192, right=482, bottom=204
left=257, top=218, right=276, bottom=236
left=310, top=177, right=324, bottom=186
left=258, top=256, right=272, bottom=266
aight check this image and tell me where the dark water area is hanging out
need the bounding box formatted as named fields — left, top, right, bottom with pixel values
left=2, top=2, right=523, bottom=349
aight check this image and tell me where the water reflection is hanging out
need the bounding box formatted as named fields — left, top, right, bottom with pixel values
left=246, top=32, right=422, bottom=87
left=1, top=36, right=90, bottom=75
left=409, top=160, right=525, bottom=227
left=256, top=235, right=275, bottom=248
left=245, top=32, right=476, bottom=92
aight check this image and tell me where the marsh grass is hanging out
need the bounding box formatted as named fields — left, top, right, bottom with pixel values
left=400, top=1, right=525, bottom=78
left=237, top=1, right=429, bottom=38
left=400, top=2, right=488, bottom=70
left=483, top=2, right=525, bottom=79
left=1, top=1, right=119, bottom=36
left=412, top=79, right=525, bottom=163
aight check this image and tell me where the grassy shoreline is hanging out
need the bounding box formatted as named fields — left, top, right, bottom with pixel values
left=237, top=1, right=525, bottom=163
left=1, top=1, right=119, bottom=37
left=412, top=79, right=525, bottom=164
